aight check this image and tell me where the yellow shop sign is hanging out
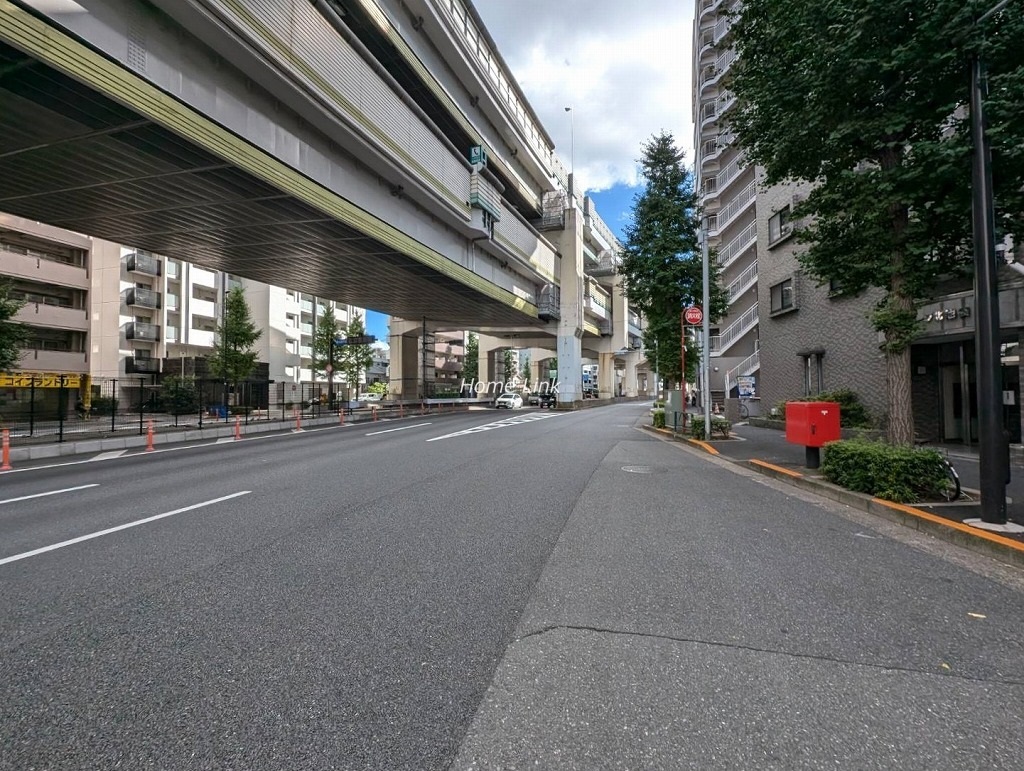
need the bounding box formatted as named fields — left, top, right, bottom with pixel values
left=0, top=373, right=82, bottom=389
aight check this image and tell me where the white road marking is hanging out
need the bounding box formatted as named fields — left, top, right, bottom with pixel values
left=427, top=412, right=560, bottom=442
left=0, top=491, right=251, bottom=567
left=365, top=422, right=432, bottom=436
left=216, top=437, right=235, bottom=444
left=91, top=450, right=126, bottom=461
left=0, top=483, right=99, bottom=506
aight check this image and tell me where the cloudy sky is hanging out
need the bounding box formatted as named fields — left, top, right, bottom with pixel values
left=474, top=0, right=697, bottom=236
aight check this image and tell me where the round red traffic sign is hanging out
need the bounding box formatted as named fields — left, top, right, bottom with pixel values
left=684, top=306, right=704, bottom=325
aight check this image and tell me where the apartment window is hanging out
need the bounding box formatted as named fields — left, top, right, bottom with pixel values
left=800, top=351, right=825, bottom=396
left=768, top=206, right=792, bottom=245
left=770, top=279, right=794, bottom=313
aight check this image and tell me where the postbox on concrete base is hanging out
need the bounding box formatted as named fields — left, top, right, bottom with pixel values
left=785, top=401, right=841, bottom=469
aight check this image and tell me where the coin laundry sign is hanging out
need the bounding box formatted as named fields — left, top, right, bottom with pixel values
left=922, top=307, right=971, bottom=323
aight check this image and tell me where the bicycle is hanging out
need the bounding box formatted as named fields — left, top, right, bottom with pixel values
left=738, top=399, right=750, bottom=420
left=915, top=436, right=962, bottom=502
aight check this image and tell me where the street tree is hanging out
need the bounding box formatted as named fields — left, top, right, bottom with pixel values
left=502, top=349, right=516, bottom=386
left=727, top=0, right=1024, bottom=445
left=0, top=280, right=28, bottom=373
left=312, top=305, right=342, bottom=400
left=618, top=132, right=727, bottom=388
left=337, top=313, right=373, bottom=400
left=209, top=285, right=261, bottom=405
left=463, top=332, right=479, bottom=382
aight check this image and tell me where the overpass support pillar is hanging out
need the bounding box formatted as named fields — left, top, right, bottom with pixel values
left=598, top=352, right=616, bottom=398
left=555, top=200, right=584, bottom=404
left=388, top=317, right=434, bottom=400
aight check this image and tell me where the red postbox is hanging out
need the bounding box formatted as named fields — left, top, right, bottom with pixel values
left=785, top=401, right=841, bottom=468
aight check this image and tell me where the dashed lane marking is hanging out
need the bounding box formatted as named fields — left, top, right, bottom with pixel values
left=426, top=412, right=560, bottom=442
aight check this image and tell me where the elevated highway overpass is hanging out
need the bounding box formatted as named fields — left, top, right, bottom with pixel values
left=0, top=0, right=643, bottom=399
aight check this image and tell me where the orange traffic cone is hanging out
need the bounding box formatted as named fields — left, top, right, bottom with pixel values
left=1, top=428, right=11, bottom=471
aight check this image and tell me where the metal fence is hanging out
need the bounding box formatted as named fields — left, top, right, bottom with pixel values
left=0, top=376, right=356, bottom=442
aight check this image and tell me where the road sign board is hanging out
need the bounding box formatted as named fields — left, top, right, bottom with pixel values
left=334, top=335, right=377, bottom=346
left=684, top=306, right=703, bottom=325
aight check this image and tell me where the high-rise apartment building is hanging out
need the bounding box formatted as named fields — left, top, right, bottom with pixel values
left=693, top=0, right=760, bottom=406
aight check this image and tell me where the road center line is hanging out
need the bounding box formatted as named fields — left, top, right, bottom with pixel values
left=365, top=422, right=432, bottom=436
left=0, top=491, right=251, bottom=567
left=0, top=484, right=99, bottom=506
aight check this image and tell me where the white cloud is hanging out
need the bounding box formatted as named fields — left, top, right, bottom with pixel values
left=473, top=0, right=696, bottom=193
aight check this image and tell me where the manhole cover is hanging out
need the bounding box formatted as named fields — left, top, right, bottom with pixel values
left=621, top=465, right=655, bottom=474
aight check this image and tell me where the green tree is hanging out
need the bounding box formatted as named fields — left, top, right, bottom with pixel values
left=520, top=353, right=531, bottom=381
left=727, top=0, right=1024, bottom=444
left=463, top=332, right=479, bottom=382
left=502, top=349, right=516, bottom=385
left=618, top=132, right=727, bottom=387
left=312, top=305, right=342, bottom=400
left=159, top=375, right=199, bottom=417
left=337, top=313, right=373, bottom=400
left=0, top=280, right=28, bottom=373
left=209, top=285, right=261, bottom=402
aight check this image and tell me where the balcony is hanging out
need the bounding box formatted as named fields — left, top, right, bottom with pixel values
left=126, top=355, right=160, bottom=374
left=1, top=243, right=89, bottom=289
left=125, top=252, right=161, bottom=277
left=190, top=298, right=217, bottom=319
left=17, top=349, right=88, bottom=372
left=15, top=301, right=88, bottom=331
left=716, top=221, right=758, bottom=269
left=710, top=181, right=756, bottom=235
left=710, top=303, right=759, bottom=355
left=165, top=325, right=179, bottom=343
left=189, top=329, right=216, bottom=348
left=124, top=321, right=160, bottom=341
left=123, top=287, right=161, bottom=310
left=725, top=260, right=758, bottom=304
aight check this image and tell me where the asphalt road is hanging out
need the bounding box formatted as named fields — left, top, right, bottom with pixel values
left=1, top=404, right=1022, bottom=769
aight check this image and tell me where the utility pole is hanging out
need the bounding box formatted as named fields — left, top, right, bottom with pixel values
left=970, top=0, right=1010, bottom=525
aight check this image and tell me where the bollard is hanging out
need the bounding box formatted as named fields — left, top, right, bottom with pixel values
left=339, top=408, right=345, bottom=426
left=145, top=419, right=155, bottom=452
left=372, top=406, right=378, bottom=422
left=234, top=415, right=241, bottom=440
left=399, top=403, right=404, bottom=418
left=294, top=407, right=301, bottom=432
left=421, top=401, right=425, bottom=416
left=1, top=428, right=11, bottom=471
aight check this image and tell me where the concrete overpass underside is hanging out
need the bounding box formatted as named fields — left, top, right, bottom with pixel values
left=0, top=36, right=538, bottom=329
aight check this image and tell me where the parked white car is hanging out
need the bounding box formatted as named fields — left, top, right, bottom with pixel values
left=358, top=393, right=383, bottom=402
left=494, top=392, right=523, bottom=409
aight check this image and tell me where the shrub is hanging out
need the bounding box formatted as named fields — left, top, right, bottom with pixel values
left=652, top=408, right=665, bottom=429
left=90, top=396, right=118, bottom=415
left=821, top=440, right=951, bottom=503
left=689, top=415, right=731, bottom=438
left=782, top=389, right=872, bottom=428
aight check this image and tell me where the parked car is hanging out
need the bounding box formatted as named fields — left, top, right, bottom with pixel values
left=494, top=392, right=523, bottom=409
left=358, top=393, right=382, bottom=402
left=537, top=392, right=557, bottom=408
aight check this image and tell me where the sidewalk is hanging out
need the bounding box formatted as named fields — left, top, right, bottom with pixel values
left=653, top=416, right=1024, bottom=567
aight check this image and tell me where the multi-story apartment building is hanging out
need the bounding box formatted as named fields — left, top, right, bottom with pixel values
left=0, top=212, right=114, bottom=417
left=4, top=211, right=366, bottom=412
left=693, top=0, right=760, bottom=406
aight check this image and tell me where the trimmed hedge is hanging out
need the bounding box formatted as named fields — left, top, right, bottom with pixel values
left=821, top=440, right=952, bottom=503
left=652, top=408, right=666, bottom=429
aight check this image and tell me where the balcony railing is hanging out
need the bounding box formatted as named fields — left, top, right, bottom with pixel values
left=125, top=252, right=161, bottom=276
left=725, top=350, right=761, bottom=394
left=123, top=287, right=162, bottom=309
left=126, top=356, right=160, bottom=374
left=716, top=221, right=758, bottom=269
left=726, top=260, right=758, bottom=304
left=124, top=321, right=160, bottom=341
left=711, top=181, right=756, bottom=234
left=710, top=302, right=759, bottom=355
